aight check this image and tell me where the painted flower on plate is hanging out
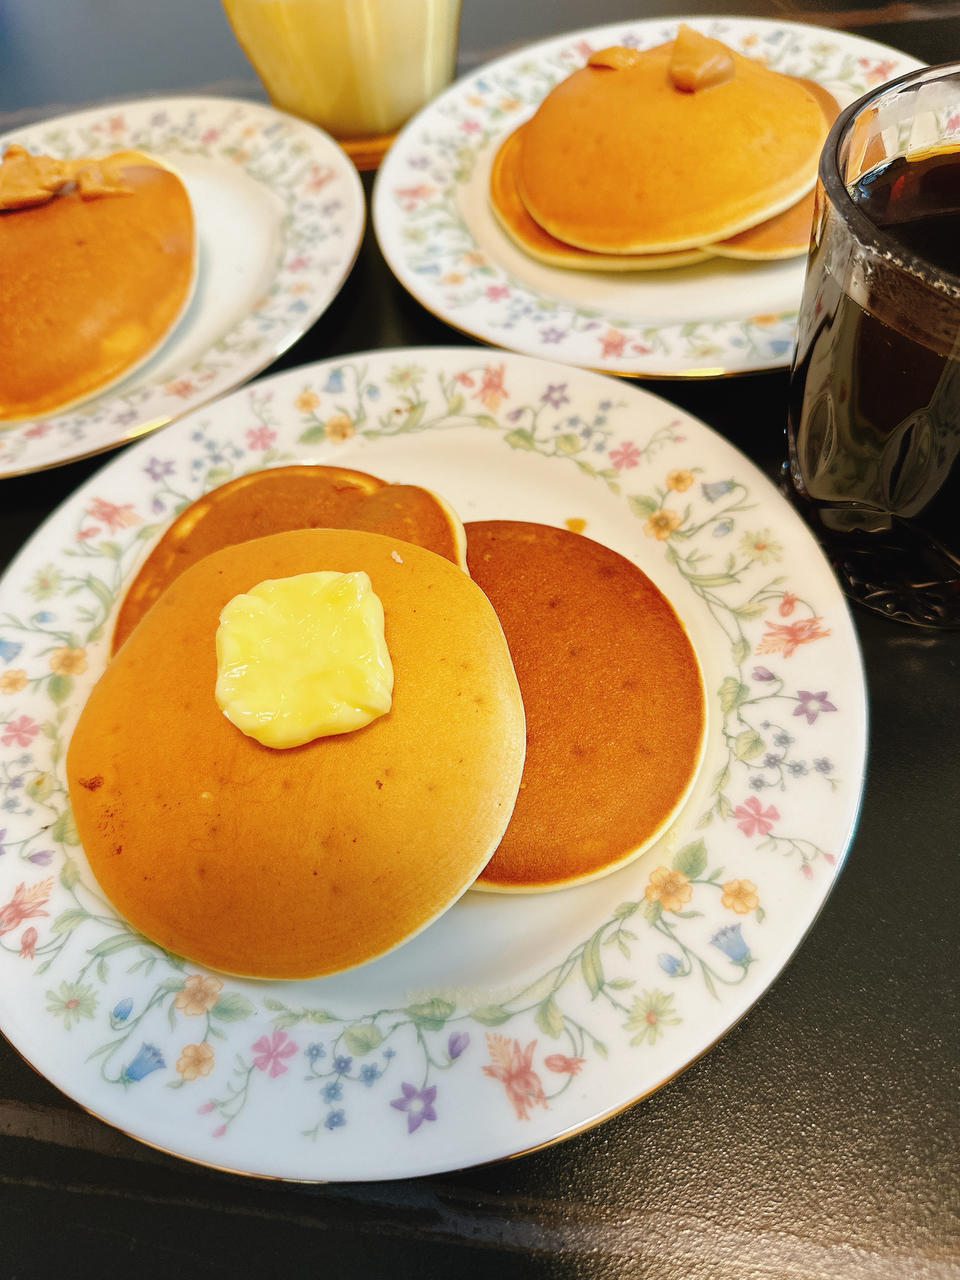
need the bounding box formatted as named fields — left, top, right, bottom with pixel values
left=174, top=974, right=223, bottom=1016
left=644, top=866, right=692, bottom=912
left=623, top=990, right=680, bottom=1046
left=482, top=1035, right=547, bottom=1121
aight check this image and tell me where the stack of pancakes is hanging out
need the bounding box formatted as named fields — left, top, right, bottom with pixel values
left=489, top=25, right=838, bottom=270
left=0, top=147, right=195, bottom=421
left=67, top=466, right=705, bottom=979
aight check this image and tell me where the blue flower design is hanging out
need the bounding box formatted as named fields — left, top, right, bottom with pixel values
left=333, top=1054, right=352, bottom=1074
left=710, top=924, right=751, bottom=966
left=702, top=479, right=735, bottom=503
left=749, top=776, right=766, bottom=790
left=325, top=1109, right=346, bottom=1130
left=813, top=758, right=834, bottom=773
left=787, top=760, right=808, bottom=777
left=365, top=385, right=380, bottom=399
left=359, top=1064, right=381, bottom=1087
left=305, top=1042, right=326, bottom=1064
left=112, top=997, right=133, bottom=1021
left=773, top=731, right=794, bottom=748
left=658, top=953, right=682, bottom=976
left=121, top=1042, right=165, bottom=1083
left=763, top=753, right=781, bottom=769
left=0, top=639, right=23, bottom=664
left=713, top=520, right=734, bottom=537
left=322, top=1081, right=342, bottom=1102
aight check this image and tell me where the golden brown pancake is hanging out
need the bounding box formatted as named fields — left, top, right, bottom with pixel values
left=710, top=79, right=840, bottom=260
left=67, top=528, right=526, bottom=980
left=516, top=33, right=827, bottom=254
left=466, top=521, right=705, bottom=891
left=489, top=126, right=713, bottom=271
left=0, top=149, right=195, bottom=421
left=111, top=465, right=467, bottom=652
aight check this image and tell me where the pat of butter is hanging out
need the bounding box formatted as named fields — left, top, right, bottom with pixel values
left=215, top=570, right=393, bottom=748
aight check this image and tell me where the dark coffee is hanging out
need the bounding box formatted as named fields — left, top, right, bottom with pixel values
left=787, top=147, right=960, bottom=627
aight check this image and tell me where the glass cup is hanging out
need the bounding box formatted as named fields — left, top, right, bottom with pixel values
left=786, top=62, right=960, bottom=628
left=221, top=0, right=462, bottom=169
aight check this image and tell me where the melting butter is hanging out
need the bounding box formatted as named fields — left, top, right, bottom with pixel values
left=215, top=570, right=393, bottom=749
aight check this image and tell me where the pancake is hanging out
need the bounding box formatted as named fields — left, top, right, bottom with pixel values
left=67, top=528, right=526, bottom=980
left=111, top=464, right=467, bottom=652
left=710, top=79, right=840, bottom=260
left=516, top=30, right=827, bottom=254
left=466, top=521, right=706, bottom=892
left=0, top=148, right=195, bottom=421
left=489, top=126, right=713, bottom=272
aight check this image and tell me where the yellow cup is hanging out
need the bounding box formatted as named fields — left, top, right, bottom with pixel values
left=222, top=0, right=462, bottom=168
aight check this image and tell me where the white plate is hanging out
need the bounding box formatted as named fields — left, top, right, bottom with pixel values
left=373, top=16, right=921, bottom=377
left=0, top=348, right=866, bottom=1181
left=0, top=96, right=365, bottom=478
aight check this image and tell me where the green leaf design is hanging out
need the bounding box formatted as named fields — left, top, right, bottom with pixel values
left=405, top=998, right=455, bottom=1031
left=51, top=907, right=88, bottom=934
left=718, top=793, right=734, bottom=819
left=343, top=1023, right=384, bottom=1056
left=50, top=807, right=80, bottom=846
left=555, top=433, right=581, bottom=455
left=535, top=995, right=564, bottom=1039
left=445, top=394, right=465, bottom=415
left=732, top=636, right=751, bottom=665
left=641, top=899, right=663, bottom=923
left=628, top=494, right=659, bottom=518
left=672, top=839, right=707, bottom=878
left=734, top=600, right=766, bottom=619
left=59, top=857, right=80, bottom=889
left=734, top=729, right=765, bottom=762
left=504, top=428, right=536, bottom=451
left=211, top=992, right=255, bottom=1022
left=470, top=1004, right=511, bottom=1026
left=47, top=673, right=73, bottom=706
left=612, top=901, right=639, bottom=919
left=581, top=932, right=604, bottom=999
left=298, top=425, right=327, bottom=444
left=718, top=677, right=749, bottom=714
left=85, top=576, right=115, bottom=612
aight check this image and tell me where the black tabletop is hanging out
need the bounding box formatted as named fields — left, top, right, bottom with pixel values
left=1, top=4, right=958, bottom=1278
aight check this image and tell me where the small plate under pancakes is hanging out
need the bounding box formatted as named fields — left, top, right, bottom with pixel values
left=0, top=349, right=866, bottom=1181
left=0, top=96, right=365, bottom=478
left=373, top=16, right=920, bottom=377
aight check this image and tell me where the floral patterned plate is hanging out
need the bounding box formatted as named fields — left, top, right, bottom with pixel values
left=0, top=349, right=866, bottom=1181
left=373, top=17, right=920, bottom=378
left=0, top=96, right=365, bottom=479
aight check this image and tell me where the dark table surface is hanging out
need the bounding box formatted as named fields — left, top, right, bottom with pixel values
left=1, top=3, right=958, bottom=1278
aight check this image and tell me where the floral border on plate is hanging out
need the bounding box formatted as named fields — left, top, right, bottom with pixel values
left=0, top=349, right=866, bottom=1180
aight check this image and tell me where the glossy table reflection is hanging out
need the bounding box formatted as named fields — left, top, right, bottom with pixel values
left=1, top=2, right=958, bottom=1277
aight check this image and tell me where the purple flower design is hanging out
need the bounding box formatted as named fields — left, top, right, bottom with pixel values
left=27, top=850, right=53, bottom=865
left=390, top=1082, right=438, bottom=1133
left=541, top=383, right=570, bottom=410
left=448, top=1031, right=469, bottom=1060
left=793, top=690, right=837, bottom=725
left=540, top=327, right=567, bottom=344
left=752, top=666, right=776, bottom=682
left=144, top=457, right=175, bottom=482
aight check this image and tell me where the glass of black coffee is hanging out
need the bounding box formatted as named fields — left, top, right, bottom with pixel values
left=786, top=62, right=960, bottom=628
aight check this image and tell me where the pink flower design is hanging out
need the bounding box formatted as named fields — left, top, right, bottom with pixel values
left=482, top=1034, right=548, bottom=1120
left=200, top=127, right=221, bottom=144
left=485, top=284, right=510, bottom=301
left=250, top=1029, right=298, bottom=1078
left=86, top=497, right=140, bottom=531
left=2, top=715, right=39, bottom=748
left=0, top=878, right=53, bottom=935
left=460, top=119, right=481, bottom=134
left=544, top=1054, right=585, bottom=1075
left=286, top=254, right=310, bottom=271
left=19, top=926, right=38, bottom=959
left=307, top=164, right=334, bottom=191
left=756, top=616, right=831, bottom=658
left=245, top=426, right=277, bottom=450
left=609, top=440, right=642, bottom=470
left=779, top=592, right=797, bottom=617
left=733, top=795, right=780, bottom=838
left=76, top=526, right=100, bottom=542
left=165, top=378, right=196, bottom=398
left=24, top=422, right=52, bottom=438
left=197, top=1100, right=216, bottom=1114
left=394, top=183, right=435, bottom=211
left=599, top=328, right=626, bottom=357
